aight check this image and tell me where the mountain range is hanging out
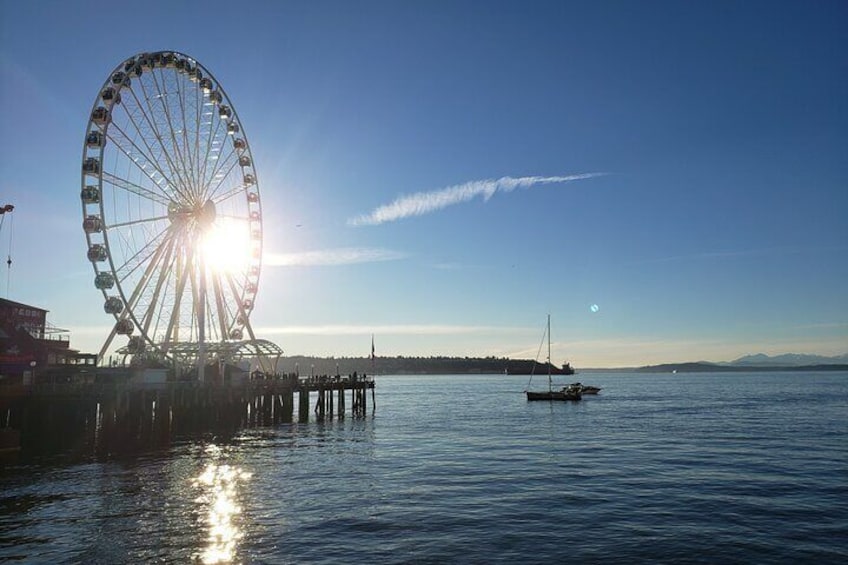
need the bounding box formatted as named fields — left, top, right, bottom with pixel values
left=626, top=352, right=848, bottom=374
left=722, top=352, right=848, bottom=367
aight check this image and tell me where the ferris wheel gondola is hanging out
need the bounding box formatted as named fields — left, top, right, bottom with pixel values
left=80, top=51, right=273, bottom=373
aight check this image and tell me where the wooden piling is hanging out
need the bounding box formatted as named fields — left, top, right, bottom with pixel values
left=298, top=388, right=310, bottom=422
left=1, top=373, right=375, bottom=456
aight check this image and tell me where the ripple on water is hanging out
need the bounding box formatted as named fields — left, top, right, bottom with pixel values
left=1, top=372, right=847, bottom=563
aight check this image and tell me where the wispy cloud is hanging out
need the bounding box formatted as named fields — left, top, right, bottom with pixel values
left=264, top=247, right=407, bottom=267
left=257, top=324, right=530, bottom=336
left=348, top=173, right=607, bottom=226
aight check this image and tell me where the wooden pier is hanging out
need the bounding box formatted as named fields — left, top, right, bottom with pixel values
left=0, top=374, right=375, bottom=456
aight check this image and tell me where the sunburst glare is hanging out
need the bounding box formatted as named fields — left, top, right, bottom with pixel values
left=192, top=460, right=253, bottom=564
left=201, top=218, right=252, bottom=275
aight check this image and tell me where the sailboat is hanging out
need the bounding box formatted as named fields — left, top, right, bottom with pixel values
left=525, top=315, right=582, bottom=401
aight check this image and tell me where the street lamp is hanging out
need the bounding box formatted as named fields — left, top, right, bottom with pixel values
left=26, top=360, right=36, bottom=386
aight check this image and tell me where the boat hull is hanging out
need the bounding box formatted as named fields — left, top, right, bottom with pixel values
left=570, top=383, right=602, bottom=394
left=526, top=390, right=581, bottom=401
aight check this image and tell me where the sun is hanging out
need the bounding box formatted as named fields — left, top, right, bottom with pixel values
left=200, top=218, right=252, bottom=275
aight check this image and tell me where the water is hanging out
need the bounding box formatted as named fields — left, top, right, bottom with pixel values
left=2, top=372, right=847, bottom=563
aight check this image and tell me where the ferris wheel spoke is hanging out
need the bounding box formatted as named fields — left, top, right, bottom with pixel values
left=137, top=71, right=187, bottom=190
left=160, top=238, right=193, bottom=352
left=121, top=230, right=176, bottom=326
left=107, top=214, right=170, bottom=230
left=209, top=290, right=225, bottom=342
left=105, top=118, right=162, bottom=174
left=102, top=171, right=171, bottom=207
left=189, top=80, right=210, bottom=202
left=113, top=224, right=172, bottom=283
left=120, top=89, right=184, bottom=193
left=210, top=271, right=231, bottom=340
left=136, top=236, right=178, bottom=341
left=188, top=252, right=202, bottom=342
left=225, top=274, right=248, bottom=333
left=204, top=144, right=236, bottom=188
left=110, top=112, right=187, bottom=200
left=149, top=68, right=194, bottom=199
left=212, top=185, right=249, bottom=206
left=203, top=287, right=219, bottom=342
left=203, top=148, right=239, bottom=201
left=198, top=104, right=227, bottom=197
left=129, top=78, right=193, bottom=201
left=193, top=77, right=206, bottom=202
left=224, top=269, right=256, bottom=339
left=106, top=120, right=180, bottom=201
left=224, top=271, right=248, bottom=313
left=195, top=254, right=221, bottom=345
left=174, top=67, right=199, bottom=198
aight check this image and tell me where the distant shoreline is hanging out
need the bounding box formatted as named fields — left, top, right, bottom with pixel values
left=583, top=363, right=848, bottom=373
left=276, top=355, right=848, bottom=376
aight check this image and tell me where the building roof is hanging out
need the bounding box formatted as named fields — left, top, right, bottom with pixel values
left=0, top=297, right=49, bottom=313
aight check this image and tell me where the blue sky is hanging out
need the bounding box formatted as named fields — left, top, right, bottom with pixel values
left=1, top=0, right=846, bottom=367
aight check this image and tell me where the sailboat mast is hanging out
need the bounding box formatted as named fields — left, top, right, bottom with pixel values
left=547, top=314, right=552, bottom=392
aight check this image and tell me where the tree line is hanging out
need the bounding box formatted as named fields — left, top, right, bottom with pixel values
left=276, top=355, right=558, bottom=376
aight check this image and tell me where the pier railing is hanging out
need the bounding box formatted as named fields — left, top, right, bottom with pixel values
left=1, top=374, right=374, bottom=396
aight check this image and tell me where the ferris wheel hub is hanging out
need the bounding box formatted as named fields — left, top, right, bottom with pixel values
left=198, top=199, right=217, bottom=228
left=166, top=199, right=217, bottom=229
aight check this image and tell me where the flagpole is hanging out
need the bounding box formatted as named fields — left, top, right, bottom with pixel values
left=370, top=333, right=376, bottom=411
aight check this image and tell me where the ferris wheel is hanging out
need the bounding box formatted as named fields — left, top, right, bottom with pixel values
left=80, top=51, right=274, bottom=370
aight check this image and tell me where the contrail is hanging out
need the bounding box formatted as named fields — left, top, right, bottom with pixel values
left=347, top=173, right=607, bottom=226
left=257, top=324, right=534, bottom=336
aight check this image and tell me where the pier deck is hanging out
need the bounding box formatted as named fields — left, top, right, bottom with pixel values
left=0, top=374, right=376, bottom=455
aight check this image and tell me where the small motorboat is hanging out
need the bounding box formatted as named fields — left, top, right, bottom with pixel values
left=571, top=383, right=601, bottom=394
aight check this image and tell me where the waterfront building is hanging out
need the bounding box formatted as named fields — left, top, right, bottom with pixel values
left=0, top=298, right=96, bottom=385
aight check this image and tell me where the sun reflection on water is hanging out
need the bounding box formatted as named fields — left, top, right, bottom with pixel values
left=192, top=460, right=252, bottom=563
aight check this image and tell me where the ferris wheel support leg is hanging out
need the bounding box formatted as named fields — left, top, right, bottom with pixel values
left=98, top=323, right=120, bottom=366
left=242, top=320, right=270, bottom=374
left=197, top=268, right=207, bottom=384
